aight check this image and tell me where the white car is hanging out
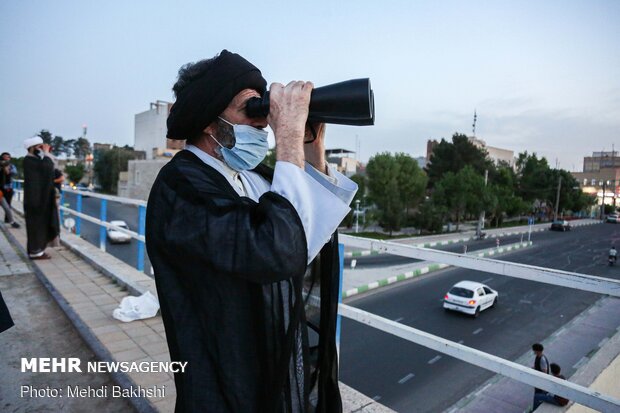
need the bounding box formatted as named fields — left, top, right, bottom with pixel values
left=107, top=220, right=132, bottom=244
left=443, top=281, right=498, bottom=318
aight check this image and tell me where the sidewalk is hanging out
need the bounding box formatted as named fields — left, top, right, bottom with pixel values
left=1, top=217, right=174, bottom=413
left=1, top=207, right=393, bottom=412
left=448, top=296, right=620, bottom=413
left=0, top=229, right=134, bottom=412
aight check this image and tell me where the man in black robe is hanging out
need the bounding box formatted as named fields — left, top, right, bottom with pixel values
left=146, top=50, right=356, bottom=412
left=23, top=137, right=60, bottom=260
left=0, top=289, right=13, bottom=333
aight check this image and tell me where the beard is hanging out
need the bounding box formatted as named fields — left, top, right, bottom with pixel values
left=215, top=119, right=236, bottom=149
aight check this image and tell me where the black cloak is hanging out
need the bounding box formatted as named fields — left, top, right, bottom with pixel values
left=0, top=289, right=13, bottom=333
left=146, top=150, right=342, bottom=412
left=23, top=155, right=60, bottom=255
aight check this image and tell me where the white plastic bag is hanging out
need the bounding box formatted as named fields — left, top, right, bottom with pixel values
left=112, top=291, right=160, bottom=322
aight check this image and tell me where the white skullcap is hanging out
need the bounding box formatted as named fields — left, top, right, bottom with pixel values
left=23, top=136, right=43, bottom=150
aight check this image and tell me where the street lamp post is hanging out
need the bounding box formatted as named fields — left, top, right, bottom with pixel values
left=600, top=181, right=607, bottom=220
left=355, top=199, right=360, bottom=234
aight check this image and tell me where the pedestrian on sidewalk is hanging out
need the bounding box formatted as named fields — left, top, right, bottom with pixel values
left=22, top=137, right=59, bottom=260
left=1, top=152, right=18, bottom=212
left=146, top=50, right=357, bottom=412
left=0, top=156, right=20, bottom=229
left=532, top=363, right=569, bottom=410
left=531, top=343, right=550, bottom=405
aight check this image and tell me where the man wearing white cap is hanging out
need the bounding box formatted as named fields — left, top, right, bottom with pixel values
left=23, top=136, right=59, bottom=259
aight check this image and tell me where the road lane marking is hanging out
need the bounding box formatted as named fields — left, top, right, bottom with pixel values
left=573, top=356, right=589, bottom=369
left=458, top=340, right=464, bottom=344
left=372, top=395, right=382, bottom=401
left=473, top=328, right=483, bottom=335
left=398, top=373, right=415, bottom=384
left=481, top=277, right=493, bottom=284
left=394, top=317, right=404, bottom=322
left=519, top=299, right=532, bottom=304
left=474, top=382, right=492, bottom=397
left=428, top=355, right=442, bottom=364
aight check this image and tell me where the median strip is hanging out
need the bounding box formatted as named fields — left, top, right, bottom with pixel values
left=342, top=241, right=534, bottom=299
left=342, top=220, right=599, bottom=258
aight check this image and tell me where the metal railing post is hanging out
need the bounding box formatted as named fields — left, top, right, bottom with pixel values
left=76, top=194, right=82, bottom=236
left=99, top=199, right=107, bottom=252
left=336, top=243, right=344, bottom=360
left=137, top=205, right=146, bottom=272
left=59, top=191, right=64, bottom=224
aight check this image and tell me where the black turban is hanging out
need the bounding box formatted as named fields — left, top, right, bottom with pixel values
left=167, top=50, right=267, bottom=140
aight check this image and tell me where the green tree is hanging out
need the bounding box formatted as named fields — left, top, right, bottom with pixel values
left=394, top=153, right=428, bottom=219
left=553, top=170, right=596, bottom=216
left=366, top=153, right=404, bottom=235
left=425, top=133, right=494, bottom=187
left=12, top=157, right=25, bottom=179
left=64, top=139, right=76, bottom=157
left=50, top=135, right=67, bottom=157
left=65, top=163, right=86, bottom=184
left=516, top=152, right=553, bottom=204
left=515, top=152, right=594, bottom=218
left=433, top=166, right=489, bottom=230
left=93, top=147, right=137, bottom=193
left=487, top=165, right=527, bottom=227
left=37, top=130, right=53, bottom=145
left=72, top=137, right=91, bottom=160
left=414, top=198, right=446, bottom=233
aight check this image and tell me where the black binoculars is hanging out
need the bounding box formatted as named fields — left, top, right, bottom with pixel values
left=246, top=78, right=374, bottom=126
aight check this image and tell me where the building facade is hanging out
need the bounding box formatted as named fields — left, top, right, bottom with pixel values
left=120, top=101, right=185, bottom=198
left=468, top=137, right=514, bottom=166
left=118, top=159, right=171, bottom=200
left=572, top=151, right=620, bottom=208
left=325, top=148, right=360, bottom=177
left=134, top=101, right=174, bottom=160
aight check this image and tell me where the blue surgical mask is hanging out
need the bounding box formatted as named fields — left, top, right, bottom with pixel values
left=211, top=117, right=269, bottom=171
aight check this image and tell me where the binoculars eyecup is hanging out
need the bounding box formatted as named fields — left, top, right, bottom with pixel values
left=245, top=78, right=374, bottom=126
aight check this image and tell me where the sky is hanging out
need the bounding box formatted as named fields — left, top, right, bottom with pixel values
left=1, top=0, right=618, bottom=171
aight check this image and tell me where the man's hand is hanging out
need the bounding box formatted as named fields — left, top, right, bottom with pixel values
left=304, top=123, right=327, bottom=173
left=268, top=81, right=313, bottom=169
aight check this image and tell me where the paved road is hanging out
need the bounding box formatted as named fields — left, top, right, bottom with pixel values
left=339, top=223, right=620, bottom=412
left=344, top=232, right=536, bottom=269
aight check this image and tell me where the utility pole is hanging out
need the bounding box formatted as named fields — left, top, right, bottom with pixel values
left=600, top=181, right=607, bottom=220
left=354, top=199, right=360, bottom=234
left=477, top=169, right=488, bottom=238
left=554, top=176, right=562, bottom=221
